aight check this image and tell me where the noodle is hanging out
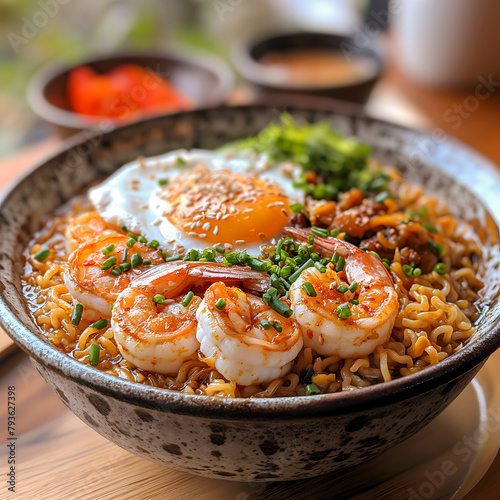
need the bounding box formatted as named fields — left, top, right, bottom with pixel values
left=21, top=172, right=485, bottom=398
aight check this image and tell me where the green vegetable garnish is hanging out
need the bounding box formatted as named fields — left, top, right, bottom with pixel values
left=71, top=303, right=83, bottom=326
left=34, top=248, right=51, bottom=262
left=89, top=343, right=100, bottom=366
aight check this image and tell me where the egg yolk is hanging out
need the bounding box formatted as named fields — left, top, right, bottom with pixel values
left=161, top=165, right=291, bottom=246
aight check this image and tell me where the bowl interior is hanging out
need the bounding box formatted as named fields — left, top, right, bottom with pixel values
left=1, top=106, right=500, bottom=418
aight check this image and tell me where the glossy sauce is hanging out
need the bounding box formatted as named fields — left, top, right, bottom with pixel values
left=258, top=49, right=376, bottom=87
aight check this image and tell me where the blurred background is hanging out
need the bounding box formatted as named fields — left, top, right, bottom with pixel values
left=1, top=0, right=500, bottom=159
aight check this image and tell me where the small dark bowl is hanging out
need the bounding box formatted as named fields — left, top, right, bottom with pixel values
left=27, top=50, right=234, bottom=138
left=1, top=106, right=500, bottom=482
left=232, top=32, right=384, bottom=104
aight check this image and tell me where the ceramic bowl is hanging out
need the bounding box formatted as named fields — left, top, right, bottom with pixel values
left=1, top=106, right=500, bottom=482
left=27, top=50, right=233, bottom=138
left=232, top=32, right=384, bottom=104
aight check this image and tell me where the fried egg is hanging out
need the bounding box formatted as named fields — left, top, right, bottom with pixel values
left=89, top=150, right=302, bottom=255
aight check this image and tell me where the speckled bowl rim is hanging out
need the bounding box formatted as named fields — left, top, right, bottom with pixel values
left=1, top=105, right=500, bottom=420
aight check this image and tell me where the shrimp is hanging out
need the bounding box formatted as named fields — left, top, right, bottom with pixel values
left=196, top=282, right=303, bottom=386
left=112, top=262, right=271, bottom=375
left=66, top=211, right=121, bottom=252
left=285, top=227, right=398, bottom=358
left=64, top=233, right=164, bottom=319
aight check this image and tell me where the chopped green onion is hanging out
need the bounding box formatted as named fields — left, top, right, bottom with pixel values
left=260, top=319, right=272, bottom=330
left=417, top=206, right=429, bottom=218
left=422, top=222, right=438, bottom=234
left=289, top=258, right=315, bottom=283
left=127, top=233, right=137, bottom=240
left=349, top=299, right=359, bottom=305
left=272, top=321, right=283, bottom=333
left=131, top=254, right=143, bottom=267
left=375, top=191, right=390, bottom=203
left=71, top=303, right=83, bottom=326
left=336, top=284, right=349, bottom=294
left=302, top=282, right=317, bottom=297
left=434, top=263, right=448, bottom=275
left=314, top=261, right=326, bottom=273
left=182, top=291, right=194, bottom=307
left=413, top=267, right=422, bottom=276
left=336, top=256, right=345, bottom=272
left=153, top=294, right=165, bottom=305
left=360, top=247, right=369, bottom=252
left=215, top=298, right=226, bottom=310
left=185, top=249, right=200, bottom=261
left=122, top=248, right=128, bottom=262
left=137, top=236, right=147, bottom=244
left=300, top=367, right=314, bottom=384
left=143, top=259, right=152, bottom=265
left=215, top=246, right=225, bottom=255
left=148, top=240, right=159, bottom=249
left=102, top=244, right=115, bottom=256
left=335, top=303, right=352, bottom=320
left=331, top=252, right=340, bottom=264
left=110, top=266, right=122, bottom=276
left=279, top=265, right=293, bottom=278
left=164, top=254, right=182, bottom=262
left=305, top=383, right=321, bottom=396
left=126, top=238, right=136, bottom=248
left=381, top=258, right=391, bottom=270
left=402, top=264, right=413, bottom=277
left=121, top=225, right=128, bottom=232
left=119, top=262, right=132, bottom=272
left=100, top=256, right=117, bottom=270
left=290, top=202, right=305, bottom=214
left=330, top=228, right=340, bottom=238
left=34, top=248, right=51, bottom=262
left=307, top=235, right=314, bottom=245
left=158, top=179, right=168, bottom=186
left=90, top=319, right=108, bottom=330
left=311, top=226, right=329, bottom=238
left=348, top=282, right=359, bottom=293
left=268, top=296, right=293, bottom=318
left=176, top=156, right=186, bottom=167
left=370, top=251, right=382, bottom=261
left=89, top=343, right=100, bottom=366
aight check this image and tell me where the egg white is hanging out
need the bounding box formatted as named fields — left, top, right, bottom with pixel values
left=89, top=149, right=303, bottom=256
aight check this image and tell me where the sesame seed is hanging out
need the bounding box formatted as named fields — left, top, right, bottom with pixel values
left=199, top=234, right=207, bottom=239
left=224, top=243, right=233, bottom=250
left=222, top=214, right=230, bottom=220
left=243, top=208, right=254, bottom=214
left=188, top=232, right=197, bottom=237
left=202, top=222, right=211, bottom=231
left=281, top=209, right=288, bottom=216
left=196, top=221, right=203, bottom=228
left=213, top=226, right=219, bottom=236
left=216, top=212, right=222, bottom=221
left=193, top=214, right=203, bottom=222
left=267, top=201, right=285, bottom=208
left=206, top=212, right=216, bottom=219
left=235, top=239, right=245, bottom=245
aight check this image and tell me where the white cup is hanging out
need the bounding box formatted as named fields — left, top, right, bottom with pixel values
left=392, top=0, right=500, bottom=88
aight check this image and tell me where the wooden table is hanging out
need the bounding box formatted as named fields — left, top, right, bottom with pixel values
left=2, top=42, right=500, bottom=499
